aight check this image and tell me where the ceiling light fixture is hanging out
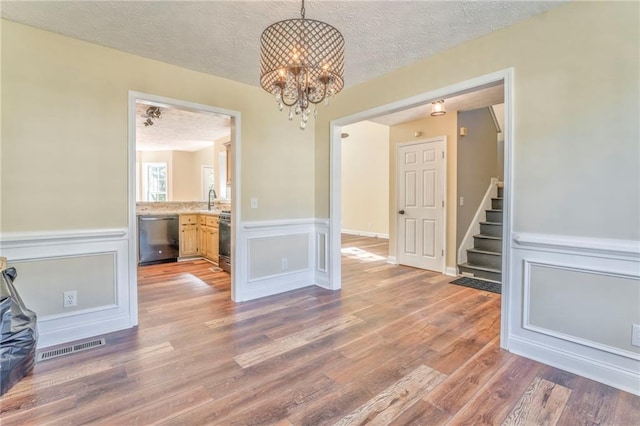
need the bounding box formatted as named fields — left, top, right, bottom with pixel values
left=142, top=106, right=162, bottom=127
left=259, top=0, right=345, bottom=130
left=431, top=100, right=446, bottom=116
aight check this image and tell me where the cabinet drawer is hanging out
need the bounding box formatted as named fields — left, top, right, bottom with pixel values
left=180, top=214, right=198, bottom=225
left=205, top=216, right=219, bottom=227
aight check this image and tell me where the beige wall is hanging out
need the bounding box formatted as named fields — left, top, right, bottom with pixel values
left=341, top=121, right=390, bottom=236
left=172, top=146, right=215, bottom=201
left=1, top=19, right=315, bottom=233
left=457, top=107, right=499, bottom=249
left=389, top=113, right=458, bottom=268
left=315, top=1, right=640, bottom=243
left=172, top=151, right=196, bottom=201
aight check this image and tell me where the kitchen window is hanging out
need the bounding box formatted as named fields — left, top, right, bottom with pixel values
left=142, top=162, right=168, bottom=201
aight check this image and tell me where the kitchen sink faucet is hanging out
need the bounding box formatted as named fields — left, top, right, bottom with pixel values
left=208, top=188, right=217, bottom=210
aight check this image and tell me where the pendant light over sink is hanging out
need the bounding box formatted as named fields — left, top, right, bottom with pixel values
left=259, top=0, right=345, bottom=130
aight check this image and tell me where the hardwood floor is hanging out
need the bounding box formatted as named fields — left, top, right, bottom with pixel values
left=1, top=234, right=638, bottom=425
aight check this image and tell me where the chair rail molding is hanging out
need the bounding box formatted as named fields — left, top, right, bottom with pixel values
left=0, top=228, right=132, bottom=349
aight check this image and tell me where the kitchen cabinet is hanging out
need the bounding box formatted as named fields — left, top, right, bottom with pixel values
left=179, top=214, right=198, bottom=257
left=205, top=216, right=219, bottom=262
left=198, top=215, right=208, bottom=258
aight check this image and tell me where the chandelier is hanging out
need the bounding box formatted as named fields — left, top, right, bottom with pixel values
left=259, top=0, right=344, bottom=129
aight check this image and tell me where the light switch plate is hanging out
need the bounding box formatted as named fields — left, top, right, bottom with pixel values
left=251, top=197, right=258, bottom=209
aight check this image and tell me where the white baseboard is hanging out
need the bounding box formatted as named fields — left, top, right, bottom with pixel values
left=236, top=270, right=316, bottom=302
left=387, top=256, right=397, bottom=264
left=341, top=229, right=389, bottom=239
left=509, top=336, right=640, bottom=396
left=445, top=266, right=458, bottom=276
left=38, top=312, right=132, bottom=349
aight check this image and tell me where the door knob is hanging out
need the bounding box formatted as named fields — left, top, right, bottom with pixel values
left=399, top=210, right=405, bottom=215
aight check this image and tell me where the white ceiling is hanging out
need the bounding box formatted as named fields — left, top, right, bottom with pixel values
left=1, top=1, right=563, bottom=89
left=136, top=102, right=230, bottom=152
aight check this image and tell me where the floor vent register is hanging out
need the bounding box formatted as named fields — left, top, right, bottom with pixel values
left=36, top=338, right=106, bottom=362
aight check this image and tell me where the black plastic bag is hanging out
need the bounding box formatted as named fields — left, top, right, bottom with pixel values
left=1, top=267, right=38, bottom=396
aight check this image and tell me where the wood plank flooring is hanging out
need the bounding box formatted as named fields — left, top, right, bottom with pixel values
left=1, top=234, right=638, bottom=425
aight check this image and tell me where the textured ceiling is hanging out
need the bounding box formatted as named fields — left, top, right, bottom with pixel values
left=1, top=1, right=563, bottom=89
left=370, top=82, right=504, bottom=126
left=136, top=102, right=230, bottom=152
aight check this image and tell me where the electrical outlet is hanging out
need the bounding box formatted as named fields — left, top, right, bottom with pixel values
left=63, top=290, right=77, bottom=308
left=281, top=258, right=288, bottom=270
left=460, top=197, right=464, bottom=206
left=632, top=324, right=640, bottom=347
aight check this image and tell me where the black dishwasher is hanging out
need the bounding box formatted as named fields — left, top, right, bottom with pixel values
left=138, top=215, right=179, bottom=265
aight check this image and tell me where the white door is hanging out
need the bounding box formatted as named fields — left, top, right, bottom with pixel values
left=397, top=138, right=445, bottom=272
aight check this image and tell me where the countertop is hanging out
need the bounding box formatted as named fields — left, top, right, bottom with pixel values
left=137, top=209, right=221, bottom=216
left=136, top=201, right=229, bottom=217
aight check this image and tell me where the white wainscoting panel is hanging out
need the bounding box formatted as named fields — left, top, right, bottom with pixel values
left=315, top=222, right=330, bottom=288
left=510, top=232, right=640, bottom=395
left=235, top=219, right=331, bottom=302
left=0, top=228, right=133, bottom=349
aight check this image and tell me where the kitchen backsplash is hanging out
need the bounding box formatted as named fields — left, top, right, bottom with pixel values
left=137, top=201, right=231, bottom=214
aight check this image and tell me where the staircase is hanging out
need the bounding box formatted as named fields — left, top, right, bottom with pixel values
left=458, top=185, right=503, bottom=284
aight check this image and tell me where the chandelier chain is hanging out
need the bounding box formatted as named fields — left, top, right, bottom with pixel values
left=301, top=0, right=305, bottom=19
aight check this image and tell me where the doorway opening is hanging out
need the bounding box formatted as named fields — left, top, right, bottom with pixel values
left=127, top=91, right=241, bottom=324
left=330, top=69, right=513, bottom=349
